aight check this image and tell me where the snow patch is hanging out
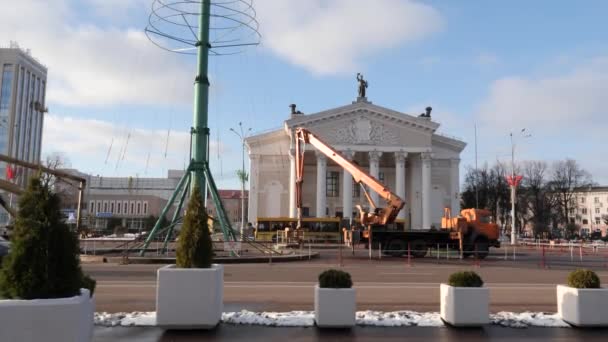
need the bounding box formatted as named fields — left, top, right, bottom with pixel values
left=222, top=310, right=315, bottom=326
left=490, top=312, right=568, bottom=328
left=356, top=311, right=443, bottom=326
left=94, top=311, right=569, bottom=328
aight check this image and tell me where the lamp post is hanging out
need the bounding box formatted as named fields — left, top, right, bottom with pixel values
left=508, top=128, right=531, bottom=245
left=230, top=122, right=252, bottom=240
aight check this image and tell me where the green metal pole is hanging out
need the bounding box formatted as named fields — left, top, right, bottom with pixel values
left=162, top=178, right=190, bottom=253
left=140, top=168, right=190, bottom=256
left=191, top=0, right=211, bottom=203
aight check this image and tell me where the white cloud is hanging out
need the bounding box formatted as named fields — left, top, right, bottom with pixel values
left=477, top=57, right=608, bottom=133
left=255, top=0, right=443, bottom=75
left=0, top=0, right=192, bottom=107
left=42, top=114, right=228, bottom=177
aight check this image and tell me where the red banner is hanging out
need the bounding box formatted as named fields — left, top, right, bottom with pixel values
left=506, top=175, right=523, bottom=187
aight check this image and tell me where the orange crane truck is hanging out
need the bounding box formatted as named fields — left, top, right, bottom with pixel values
left=294, top=128, right=500, bottom=259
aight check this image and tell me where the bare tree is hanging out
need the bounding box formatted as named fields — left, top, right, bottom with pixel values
left=520, top=161, right=555, bottom=237
left=548, top=159, right=592, bottom=226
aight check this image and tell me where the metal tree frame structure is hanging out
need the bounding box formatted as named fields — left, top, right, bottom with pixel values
left=140, top=0, right=261, bottom=255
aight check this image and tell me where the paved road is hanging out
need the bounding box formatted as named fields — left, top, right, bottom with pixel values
left=85, top=247, right=608, bottom=313
left=94, top=325, right=608, bottom=342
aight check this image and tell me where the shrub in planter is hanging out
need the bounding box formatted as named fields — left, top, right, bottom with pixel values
left=156, top=185, right=223, bottom=329
left=558, top=269, right=608, bottom=326
left=0, top=177, right=95, bottom=341
left=315, top=269, right=355, bottom=328
left=319, top=269, right=353, bottom=289
left=441, top=271, right=489, bottom=326
left=567, top=269, right=600, bottom=289
left=448, top=271, right=484, bottom=288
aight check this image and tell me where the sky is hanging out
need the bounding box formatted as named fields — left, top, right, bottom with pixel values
left=1, top=0, right=607, bottom=188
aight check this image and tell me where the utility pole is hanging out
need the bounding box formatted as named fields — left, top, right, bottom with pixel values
left=475, top=123, right=479, bottom=208
left=510, top=132, right=516, bottom=245
left=230, top=122, right=251, bottom=240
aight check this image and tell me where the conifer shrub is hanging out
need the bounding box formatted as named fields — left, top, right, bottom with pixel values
left=318, top=269, right=353, bottom=288
left=567, top=269, right=600, bottom=289
left=0, top=177, right=95, bottom=299
left=176, top=186, right=213, bottom=268
left=448, top=271, right=484, bottom=287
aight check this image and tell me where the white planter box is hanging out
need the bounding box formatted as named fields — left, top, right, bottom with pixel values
left=0, top=288, right=94, bottom=342
left=557, top=284, right=608, bottom=327
left=314, top=285, right=356, bottom=328
left=440, top=284, right=489, bottom=326
left=156, top=264, right=223, bottom=329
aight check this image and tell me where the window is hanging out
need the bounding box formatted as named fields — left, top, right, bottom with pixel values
left=581, top=197, right=586, bottom=203
left=136, top=202, right=141, bottom=215
left=326, top=171, right=339, bottom=197
left=583, top=219, right=589, bottom=225
left=595, top=197, right=600, bottom=203
left=352, top=179, right=360, bottom=197
left=103, top=202, right=108, bottom=212
left=301, top=207, right=309, bottom=217
left=569, top=208, right=575, bottom=215
left=595, top=217, right=601, bottom=225
left=582, top=208, right=587, bottom=214
left=89, top=201, right=94, bottom=212
left=123, top=201, right=128, bottom=214
left=0, top=64, right=14, bottom=113
left=596, top=208, right=600, bottom=214
left=97, top=202, right=101, bottom=212
left=379, top=171, right=385, bottom=183
left=110, top=202, right=115, bottom=213
left=570, top=218, right=575, bottom=224
left=117, top=202, right=121, bottom=215
left=130, top=202, right=135, bottom=215
left=143, top=202, right=148, bottom=215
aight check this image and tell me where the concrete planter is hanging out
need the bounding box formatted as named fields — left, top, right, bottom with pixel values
left=314, top=285, right=356, bottom=328
left=557, top=285, right=608, bottom=327
left=440, top=284, right=489, bottom=326
left=156, top=264, right=223, bottom=329
left=0, top=288, right=94, bottom=342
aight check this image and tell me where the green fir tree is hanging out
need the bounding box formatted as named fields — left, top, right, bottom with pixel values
left=176, top=185, right=213, bottom=268
left=0, top=177, right=95, bottom=299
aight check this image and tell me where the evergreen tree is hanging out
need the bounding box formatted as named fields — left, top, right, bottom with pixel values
left=176, top=186, right=213, bottom=268
left=0, top=177, right=94, bottom=299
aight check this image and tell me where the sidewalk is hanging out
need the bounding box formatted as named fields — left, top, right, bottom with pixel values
left=94, top=325, right=608, bottom=342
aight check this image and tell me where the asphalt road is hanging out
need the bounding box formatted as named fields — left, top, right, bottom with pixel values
left=85, top=247, right=608, bottom=313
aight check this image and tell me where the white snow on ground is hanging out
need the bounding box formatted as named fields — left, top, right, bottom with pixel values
left=490, top=312, right=569, bottom=328
left=222, top=311, right=315, bottom=326
left=356, top=311, right=443, bottom=326
left=94, top=310, right=569, bottom=328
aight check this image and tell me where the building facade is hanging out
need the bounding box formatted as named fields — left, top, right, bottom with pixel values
left=0, top=42, right=48, bottom=224
left=57, top=169, right=247, bottom=233
left=572, top=187, right=608, bottom=236
left=246, top=97, right=466, bottom=230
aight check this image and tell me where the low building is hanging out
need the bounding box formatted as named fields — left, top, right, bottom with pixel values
left=56, top=169, right=248, bottom=233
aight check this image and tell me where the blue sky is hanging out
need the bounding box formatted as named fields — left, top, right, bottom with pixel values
left=1, top=0, right=607, bottom=188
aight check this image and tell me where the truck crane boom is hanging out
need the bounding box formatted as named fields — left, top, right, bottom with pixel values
left=294, top=128, right=405, bottom=228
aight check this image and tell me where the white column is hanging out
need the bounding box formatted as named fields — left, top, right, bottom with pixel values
left=315, top=152, right=327, bottom=217
left=288, top=149, right=296, bottom=218
left=342, top=150, right=355, bottom=220
left=421, top=152, right=433, bottom=230
left=368, top=151, right=382, bottom=207
left=395, top=152, right=408, bottom=220
left=248, top=154, right=260, bottom=224
left=450, top=158, right=461, bottom=216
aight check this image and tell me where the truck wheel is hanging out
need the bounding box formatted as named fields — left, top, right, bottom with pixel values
left=473, top=237, right=490, bottom=259
left=385, top=239, right=406, bottom=257
left=410, top=240, right=427, bottom=258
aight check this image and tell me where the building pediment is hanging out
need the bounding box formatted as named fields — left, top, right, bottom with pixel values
left=285, top=101, right=441, bottom=150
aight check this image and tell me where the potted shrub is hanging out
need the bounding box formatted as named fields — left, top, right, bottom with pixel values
left=314, top=269, right=355, bottom=328
left=0, top=177, right=96, bottom=341
left=156, top=186, right=222, bottom=329
left=440, top=271, right=489, bottom=326
left=557, top=269, right=608, bottom=326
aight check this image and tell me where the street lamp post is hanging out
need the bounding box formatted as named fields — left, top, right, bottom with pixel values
left=508, top=128, right=531, bottom=245
left=230, top=122, right=252, bottom=240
